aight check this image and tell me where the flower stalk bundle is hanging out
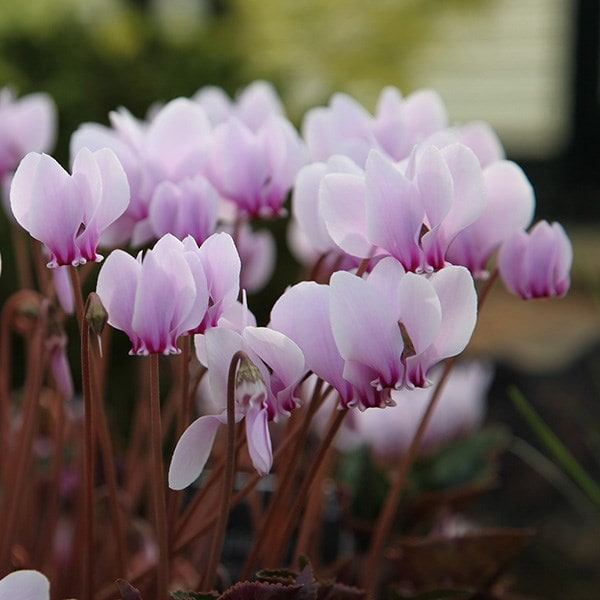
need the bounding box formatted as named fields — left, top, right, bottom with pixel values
left=0, top=83, right=573, bottom=599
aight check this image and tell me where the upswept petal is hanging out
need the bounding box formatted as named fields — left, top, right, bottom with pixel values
left=11, top=93, right=57, bottom=157
left=242, top=326, right=305, bottom=413
left=402, top=89, right=448, bottom=143
left=204, top=327, right=244, bottom=408
left=237, top=80, right=286, bottom=131
left=0, top=569, right=50, bottom=600
left=22, top=154, right=83, bottom=266
left=90, top=147, right=131, bottom=229
left=96, top=249, right=141, bottom=351
left=178, top=237, right=210, bottom=334
left=457, top=121, right=505, bottom=167
left=414, top=144, right=453, bottom=228
left=149, top=176, right=218, bottom=244
left=9, top=151, right=41, bottom=227
left=414, top=265, right=477, bottom=379
left=397, top=272, right=442, bottom=355
left=245, top=405, right=273, bottom=475
left=321, top=171, right=371, bottom=258
left=131, top=240, right=196, bottom=354
left=330, top=270, right=403, bottom=389
left=269, top=282, right=353, bottom=404
left=168, top=414, right=224, bottom=490
left=365, top=150, right=423, bottom=270
left=438, top=143, right=486, bottom=235
left=198, top=232, right=241, bottom=329
left=292, top=156, right=362, bottom=254
left=205, top=118, right=267, bottom=212
left=498, top=229, right=529, bottom=296
left=552, top=222, right=573, bottom=293
left=145, top=98, right=211, bottom=179
left=446, top=160, right=534, bottom=274
left=527, top=221, right=562, bottom=297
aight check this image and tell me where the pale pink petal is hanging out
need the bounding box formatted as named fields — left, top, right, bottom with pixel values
left=321, top=171, right=372, bottom=258
left=11, top=93, right=57, bottom=157
left=330, top=270, right=403, bottom=389
left=9, top=151, right=41, bottom=227
left=237, top=80, right=286, bottom=131
left=430, top=266, right=477, bottom=356
left=132, top=237, right=197, bottom=353
left=96, top=249, right=141, bottom=351
left=198, top=232, right=241, bottom=330
left=458, top=121, right=505, bottom=167
left=446, top=160, right=535, bottom=274
left=397, top=272, right=442, bottom=354
left=17, top=153, right=83, bottom=266
left=269, top=282, right=353, bottom=404
left=168, top=414, right=223, bottom=490
left=0, top=570, right=50, bottom=600
left=204, top=327, right=244, bottom=407
left=243, top=326, right=305, bottom=412
left=146, top=98, right=210, bottom=179
left=245, top=405, right=273, bottom=475
left=365, top=150, right=423, bottom=270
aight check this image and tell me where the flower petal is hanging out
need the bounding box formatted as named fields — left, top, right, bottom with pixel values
left=168, top=414, right=223, bottom=490
left=0, top=570, right=50, bottom=600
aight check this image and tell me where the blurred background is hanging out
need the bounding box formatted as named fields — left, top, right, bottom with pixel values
left=0, top=0, right=599, bottom=597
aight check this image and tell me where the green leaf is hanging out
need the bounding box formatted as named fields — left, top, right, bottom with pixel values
left=409, top=427, right=509, bottom=493
left=509, top=386, right=600, bottom=512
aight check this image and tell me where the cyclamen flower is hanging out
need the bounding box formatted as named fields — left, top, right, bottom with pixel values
left=204, top=115, right=307, bottom=218
left=445, top=159, right=535, bottom=277
left=10, top=147, right=130, bottom=267
left=0, top=87, right=57, bottom=179
left=0, top=569, right=50, bottom=600
left=71, top=97, right=212, bottom=247
left=270, top=257, right=478, bottom=408
left=96, top=233, right=210, bottom=355
left=302, top=86, right=448, bottom=166
left=498, top=220, right=572, bottom=299
left=169, top=325, right=304, bottom=489
left=320, top=144, right=486, bottom=272
left=194, top=80, right=286, bottom=131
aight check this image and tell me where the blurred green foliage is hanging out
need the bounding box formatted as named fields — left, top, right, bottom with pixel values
left=0, top=2, right=245, bottom=165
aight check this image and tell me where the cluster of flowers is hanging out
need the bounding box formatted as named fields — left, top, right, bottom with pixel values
left=0, top=81, right=572, bottom=597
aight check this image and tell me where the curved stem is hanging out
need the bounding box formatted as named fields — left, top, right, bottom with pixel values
left=201, top=350, right=243, bottom=591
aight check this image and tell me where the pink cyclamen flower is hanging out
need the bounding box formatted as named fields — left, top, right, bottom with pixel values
left=169, top=325, right=304, bottom=488
left=71, top=97, right=212, bottom=247
left=446, top=159, right=535, bottom=277
left=498, top=220, right=572, bottom=299
left=10, top=147, right=130, bottom=267
left=0, top=87, right=57, bottom=179
left=302, top=87, right=448, bottom=166
left=0, top=569, right=50, bottom=600
left=320, top=144, right=486, bottom=272
left=96, top=233, right=210, bottom=355
left=204, top=115, right=307, bottom=218
left=270, top=257, right=478, bottom=408
left=194, top=80, right=286, bottom=131
left=148, top=175, right=219, bottom=244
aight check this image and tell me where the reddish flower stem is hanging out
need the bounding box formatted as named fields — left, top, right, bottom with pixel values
left=361, top=268, right=500, bottom=595
left=0, top=300, right=48, bottom=571
left=201, top=350, right=243, bottom=591
left=149, top=353, right=170, bottom=597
